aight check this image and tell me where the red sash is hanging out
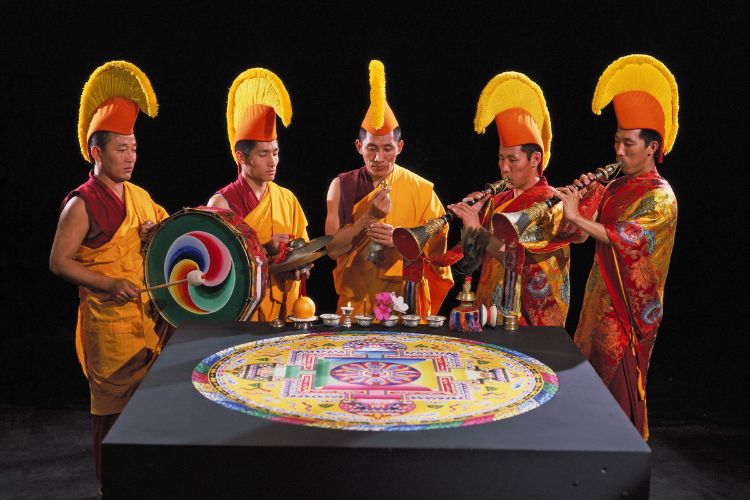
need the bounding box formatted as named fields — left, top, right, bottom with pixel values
left=61, top=171, right=125, bottom=248
left=217, top=175, right=260, bottom=219
left=338, top=166, right=375, bottom=225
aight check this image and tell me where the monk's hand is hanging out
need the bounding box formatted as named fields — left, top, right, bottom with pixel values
left=572, top=173, right=596, bottom=197
left=289, top=263, right=313, bottom=281
left=106, top=278, right=139, bottom=305
left=367, top=222, right=395, bottom=247
left=367, top=187, right=392, bottom=219
left=461, top=191, right=488, bottom=213
left=139, top=220, right=158, bottom=242
left=265, top=233, right=291, bottom=255
left=447, top=201, right=482, bottom=229
left=551, top=186, right=582, bottom=224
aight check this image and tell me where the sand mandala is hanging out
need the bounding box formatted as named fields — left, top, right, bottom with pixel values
left=192, top=331, right=559, bottom=431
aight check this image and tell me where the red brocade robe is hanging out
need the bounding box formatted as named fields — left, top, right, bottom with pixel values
left=474, top=177, right=599, bottom=327
left=573, top=169, right=677, bottom=439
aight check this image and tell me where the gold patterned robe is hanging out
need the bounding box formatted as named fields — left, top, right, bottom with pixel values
left=574, top=169, right=677, bottom=439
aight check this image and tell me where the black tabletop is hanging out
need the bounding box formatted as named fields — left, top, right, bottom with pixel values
left=105, top=320, right=649, bottom=455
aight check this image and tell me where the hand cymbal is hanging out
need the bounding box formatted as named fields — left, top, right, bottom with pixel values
left=268, top=235, right=332, bottom=273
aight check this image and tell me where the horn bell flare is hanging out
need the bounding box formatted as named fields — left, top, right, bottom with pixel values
left=393, top=227, right=425, bottom=261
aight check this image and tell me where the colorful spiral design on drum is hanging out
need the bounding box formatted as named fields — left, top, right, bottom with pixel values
left=164, top=231, right=236, bottom=314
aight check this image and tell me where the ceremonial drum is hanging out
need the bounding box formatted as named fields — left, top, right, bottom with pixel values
left=144, top=207, right=268, bottom=326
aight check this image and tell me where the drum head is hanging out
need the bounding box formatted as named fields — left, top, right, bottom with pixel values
left=145, top=209, right=252, bottom=326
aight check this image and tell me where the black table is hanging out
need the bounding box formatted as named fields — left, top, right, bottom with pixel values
left=103, top=321, right=650, bottom=499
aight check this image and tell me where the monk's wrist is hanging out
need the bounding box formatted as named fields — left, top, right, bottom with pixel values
left=358, top=214, right=377, bottom=230
left=565, top=211, right=584, bottom=227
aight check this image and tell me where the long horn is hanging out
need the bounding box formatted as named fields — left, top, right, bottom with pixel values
left=494, top=161, right=622, bottom=243
left=393, top=217, right=450, bottom=261
left=393, top=178, right=509, bottom=260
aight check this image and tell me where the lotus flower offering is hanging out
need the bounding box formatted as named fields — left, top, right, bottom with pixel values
left=374, top=292, right=408, bottom=326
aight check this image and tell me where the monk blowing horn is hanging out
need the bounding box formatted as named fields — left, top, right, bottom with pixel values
left=494, top=161, right=623, bottom=244
left=393, top=178, right=510, bottom=261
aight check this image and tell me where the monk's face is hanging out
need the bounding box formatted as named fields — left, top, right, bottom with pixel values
left=614, top=129, right=657, bottom=177
left=93, top=133, right=137, bottom=184
left=356, top=132, right=404, bottom=181
left=239, top=140, right=280, bottom=183
left=498, top=145, right=540, bottom=191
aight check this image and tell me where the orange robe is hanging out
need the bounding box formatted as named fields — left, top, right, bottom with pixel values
left=333, top=164, right=453, bottom=317
left=574, top=169, right=677, bottom=439
left=73, top=182, right=169, bottom=415
left=243, top=181, right=308, bottom=321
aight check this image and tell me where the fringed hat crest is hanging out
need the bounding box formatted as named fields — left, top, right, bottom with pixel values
left=474, top=72, right=552, bottom=169
left=592, top=54, right=679, bottom=157
left=78, top=60, right=158, bottom=161
left=361, top=60, right=399, bottom=135
left=226, top=68, right=292, bottom=157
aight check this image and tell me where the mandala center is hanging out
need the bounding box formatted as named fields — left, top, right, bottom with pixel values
left=330, top=361, right=420, bottom=386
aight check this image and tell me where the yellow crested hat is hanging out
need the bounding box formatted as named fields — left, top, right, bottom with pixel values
left=226, top=68, right=292, bottom=156
left=78, top=60, right=158, bottom=161
left=361, top=60, right=399, bottom=135
left=474, top=72, right=552, bottom=169
left=592, top=54, right=679, bottom=158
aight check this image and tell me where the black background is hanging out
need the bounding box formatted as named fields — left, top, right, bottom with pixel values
left=1, top=1, right=745, bottom=418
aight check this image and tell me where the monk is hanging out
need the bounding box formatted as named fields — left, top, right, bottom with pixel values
left=326, top=60, right=453, bottom=317
left=554, top=55, right=679, bottom=439
left=208, top=68, right=308, bottom=322
left=49, top=61, right=168, bottom=489
left=448, top=72, right=599, bottom=327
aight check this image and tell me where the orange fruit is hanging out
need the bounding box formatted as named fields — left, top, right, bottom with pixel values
left=292, top=296, right=316, bottom=319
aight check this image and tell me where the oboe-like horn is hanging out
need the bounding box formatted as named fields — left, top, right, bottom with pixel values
left=393, top=178, right=510, bottom=261
left=494, top=161, right=623, bottom=244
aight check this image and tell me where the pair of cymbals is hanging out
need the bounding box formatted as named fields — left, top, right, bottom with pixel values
left=268, top=235, right=332, bottom=273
